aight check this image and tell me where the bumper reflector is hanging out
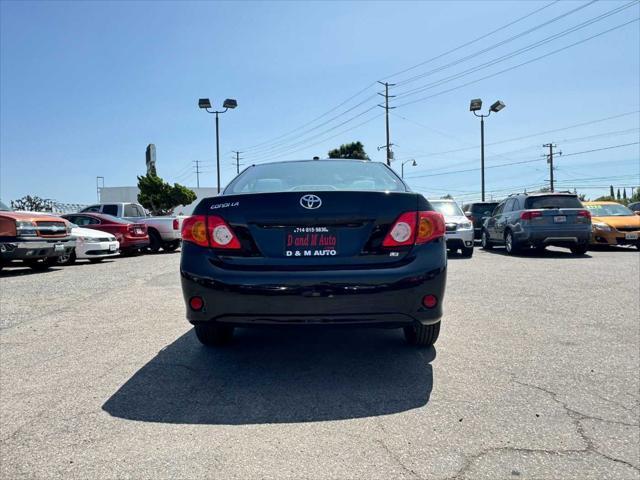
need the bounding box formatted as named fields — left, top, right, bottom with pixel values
left=422, top=294, right=438, bottom=309
left=189, top=296, right=204, bottom=311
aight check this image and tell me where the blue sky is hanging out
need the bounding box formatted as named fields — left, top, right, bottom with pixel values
left=1, top=0, right=639, bottom=205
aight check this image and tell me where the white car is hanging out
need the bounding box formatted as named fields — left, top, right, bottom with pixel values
left=56, top=225, right=119, bottom=265
left=428, top=199, right=475, bottom=257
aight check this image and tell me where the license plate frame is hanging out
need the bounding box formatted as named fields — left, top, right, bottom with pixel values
left=554, top=215, right=567, bottom=223
left=109, top=243, right=117, bottom=252
left=625, top=232, right=638, bottom=240
left=54, top=244, right=65, bottom=252
left=284, top=226, right=338, bottom=257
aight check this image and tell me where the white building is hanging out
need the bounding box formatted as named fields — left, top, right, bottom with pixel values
left=99, top=186, right=218, bottom=216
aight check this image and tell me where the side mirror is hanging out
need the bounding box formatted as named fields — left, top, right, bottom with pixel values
left=635, top=211, right=640, bottom=216
left=464, top=211, right=473, bottom=218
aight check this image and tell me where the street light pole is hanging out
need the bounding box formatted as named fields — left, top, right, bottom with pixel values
left=198, top=98, right=238, bottom=194
left=401, top=159, right=417, bottom=179
left=470, top=99, right=505, bottom=202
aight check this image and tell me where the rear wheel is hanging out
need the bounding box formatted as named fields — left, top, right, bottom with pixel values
left=194, top=324, right=234, bottom=346
left=460, top=245, right=474, bottom=258
left=56, top=250, right=76, bottom=266
left=481, top=230, right=493, bottom=250
left=570, top=243, right=588, bottom=255
left=404, top=322, right=440, bottom=347
left=147, top=230, right=162, bottom=253
left=25, top=258, right=53, bottom=271
left=163, top=241, right=180, bottom=252
left=504, top=231, right=518, bottom=255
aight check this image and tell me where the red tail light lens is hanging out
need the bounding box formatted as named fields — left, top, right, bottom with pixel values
left=172, top=218, right=179, bottom=230
left=577, top=210, right=591, bottom=219
left=383, top=212, right=417, bottom=247
left=208, top=216, right=241, bottom=249
left=422, top=294, right=438, bottom=309
left=383, top=211, right=445, bottom=247
left=521, top=211, right=542, bottom=220
left=182, top=215, right=208, bottom=247
left=416, top=211, right=445, bottom=244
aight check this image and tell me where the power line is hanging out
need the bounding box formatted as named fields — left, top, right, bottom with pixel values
left=401, top=110, right=639, bottom=160
left=405, top=142, right=640, bottom=179
left=381, top=0, right=560, bottom=81
left=394, top=17, right=640, bottom=108
left=394, top=0, right=599, bottom=88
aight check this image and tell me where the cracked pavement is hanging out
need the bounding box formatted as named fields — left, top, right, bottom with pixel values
left=1, top=247, right=639, bottom=479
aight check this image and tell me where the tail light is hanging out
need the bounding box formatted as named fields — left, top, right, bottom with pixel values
left=383, top=212, right=416, bottom=246
left=521, top=211, right=542, bottom=220
left=173, top=218, right=179, bottom=230
left=182, top=215, right=241, bottom=249
left=208, top=216, right=241, bottom=249
left=416, top=211, right=445, bottom=244
left=383, top=211, right=445, bottom=247
left=182, top=215, right=208, bottom=247
left=577, top=210, right=591, bottom=219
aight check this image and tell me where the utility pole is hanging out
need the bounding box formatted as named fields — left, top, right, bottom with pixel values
left=543, top=144, right=561, bottom=192
left=377, top=81, right=396, bottom=166
left=231, top=150, right=243, bottom=175
left=193, top=160, right=202, bottom=188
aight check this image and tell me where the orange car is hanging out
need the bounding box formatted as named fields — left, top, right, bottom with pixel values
left=583, top=201, right=640, bottom=249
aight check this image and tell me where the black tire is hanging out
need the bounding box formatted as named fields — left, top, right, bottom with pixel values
left=25, top=259, right=52, bottom=271
left=147, top=229, right=162, bottom=253
left=504, top=230, right=518, bottom=255
left=481, top=230, right=493, bottom=250
left=570, top=243, right=588, bottom=255
left=89, top=258, right=104, bottom=264
left=56, top=250, right=76, bottom=266
left=460, top=245, right=474, bottom=258
left=404, top=322, right=440, bottom=347
left=163, top=241, right=180, bottom=252
left=194, top=324, right=234, bottom=346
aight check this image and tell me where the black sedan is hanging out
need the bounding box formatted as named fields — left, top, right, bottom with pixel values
left=180, top=159, right=447, bottom=347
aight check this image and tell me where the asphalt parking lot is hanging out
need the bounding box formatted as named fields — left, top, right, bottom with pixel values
left=1, top=247, right=639, bottom=480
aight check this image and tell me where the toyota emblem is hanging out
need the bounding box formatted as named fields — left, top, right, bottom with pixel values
left=300, top=194, right=322, bottom=210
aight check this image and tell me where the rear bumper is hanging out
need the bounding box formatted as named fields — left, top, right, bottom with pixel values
left=120, top=238, right=150, bottom=250
left=591, top=229, right=639, bottom=246
left=515, top=226, right=591, bottom=246
left=445, top=229, right=474, bottom=248
left=76, top=240, right=120, bottom=259
left=0, top=238, right=75, bottom=262
left=180, top=240, right=447, bottom=327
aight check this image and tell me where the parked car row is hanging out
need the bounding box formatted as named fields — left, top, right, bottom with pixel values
left=460, top=193, right=639, bottom=255
left=0, top=200, right=183, bottom=272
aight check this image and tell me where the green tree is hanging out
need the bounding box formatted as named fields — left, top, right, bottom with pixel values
left=137, top=174, right=196, bottom=216
left=630, top=187, right=640, bottom=203
left=440, top=194, right=454, bottom=199
left=610, top=185, right=615, bottom=197
left=623, top=188, right=627, bottom=200
left=10, top=195, right=54, bottom=212
left=327, top=141, right=369, bottom=160
left=578, top=193, right=588, bottom=201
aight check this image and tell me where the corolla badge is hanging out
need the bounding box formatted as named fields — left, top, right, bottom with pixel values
left=300, top=194, right=322, bottom=210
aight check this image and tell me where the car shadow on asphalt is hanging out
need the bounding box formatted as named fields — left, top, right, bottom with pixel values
left=0, top=266, right=61, bottom=277
left=102, top=327, right=435, bottom=425
left=478, top=247, right=592, bottom=259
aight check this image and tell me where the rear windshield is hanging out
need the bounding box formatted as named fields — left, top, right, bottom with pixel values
left=225, top=160, right=406, bottom=194
left=525, top=195, right=582, bottom=209
left=430, top=201, right=464, bottom=216
left=584, top=203, right=634, bottom=216
left=471, top=203, right=498, bottom=215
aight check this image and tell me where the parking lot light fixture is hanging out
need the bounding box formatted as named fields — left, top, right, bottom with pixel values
left=490, top=100, right=505, bottom=113
left=470, top=98, right=506, bottom=201
left=198, top=97, right=239, bottom=193
left=469, top=99, right=482, bottom=112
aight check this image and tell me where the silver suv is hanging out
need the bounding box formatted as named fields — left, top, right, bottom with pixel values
left=481, top=192, right=592, bottom=255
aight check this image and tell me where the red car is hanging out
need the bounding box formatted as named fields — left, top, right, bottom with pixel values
left=62, top=213, right=149, bottom=255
